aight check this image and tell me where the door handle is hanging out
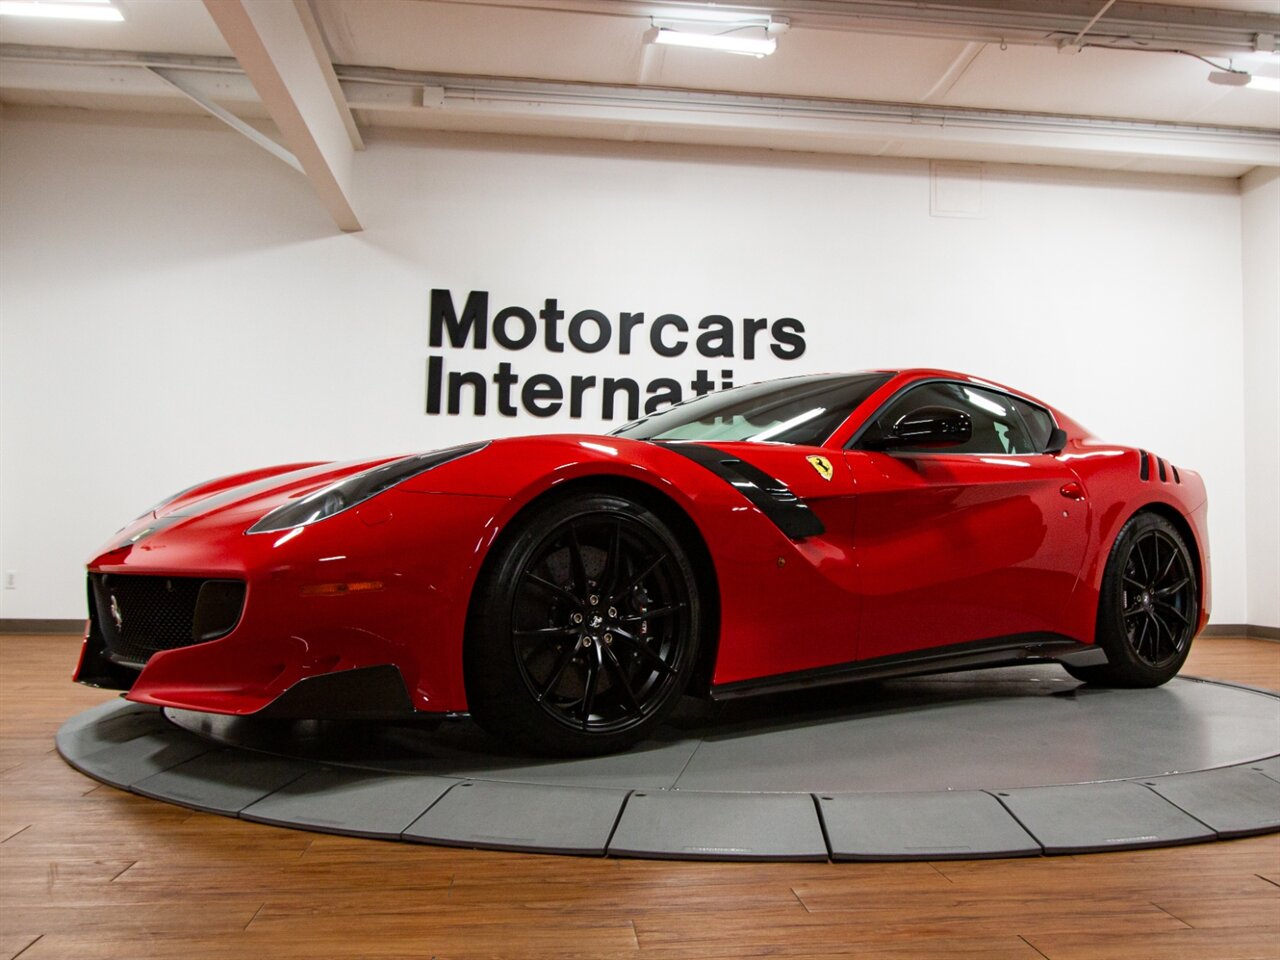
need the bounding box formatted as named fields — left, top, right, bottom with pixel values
left=1059, top=481, right=1086, bottom=501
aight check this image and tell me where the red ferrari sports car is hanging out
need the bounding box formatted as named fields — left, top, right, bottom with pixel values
left=76, top=369, right=1210, bottom=755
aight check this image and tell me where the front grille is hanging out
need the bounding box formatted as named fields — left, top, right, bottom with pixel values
left=89, top=573, right=245, bottom=668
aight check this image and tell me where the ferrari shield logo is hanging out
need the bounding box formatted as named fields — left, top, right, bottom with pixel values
left=806, top=455, right=833, bottom=481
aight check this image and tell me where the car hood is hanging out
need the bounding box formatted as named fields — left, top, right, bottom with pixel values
left=100, top=455, right=404, bottom=556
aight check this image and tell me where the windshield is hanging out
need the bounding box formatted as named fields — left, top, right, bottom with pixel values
left=611, top=372, right=894, bottom=446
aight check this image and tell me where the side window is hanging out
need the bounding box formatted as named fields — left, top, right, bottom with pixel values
left=1010, top=397, right=1056, bottom=452
left=867, top=382, right=1035, bottom=455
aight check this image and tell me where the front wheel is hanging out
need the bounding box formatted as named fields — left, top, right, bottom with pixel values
left=1064, top=512, right=1198, bottom=687
left=465, top=492, right=701, bottom=756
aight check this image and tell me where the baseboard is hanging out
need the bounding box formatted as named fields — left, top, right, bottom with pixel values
left=1200, top=623, right=1280, bottom=641
left=0, top=619, right=84, bottom=634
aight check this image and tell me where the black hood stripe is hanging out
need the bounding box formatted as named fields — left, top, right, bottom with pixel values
left=654, top=442, right=824, bottom=541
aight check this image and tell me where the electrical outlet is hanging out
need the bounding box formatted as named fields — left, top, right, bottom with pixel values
left=3, top=571, right=15, bottom=590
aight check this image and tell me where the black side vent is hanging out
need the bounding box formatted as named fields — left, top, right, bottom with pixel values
left=1172, top=465, right=1181, bottom=484
left=1157, top=457, right=1168, bottom=482
left=1139, top=450, right=1150, bottom=481
left=656, top=442, right=825, bottom=540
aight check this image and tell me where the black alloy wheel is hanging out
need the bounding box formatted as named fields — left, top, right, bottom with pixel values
left=1118, top=528, right=1196, bottom=669
left=1064, top=511, right=1198, bottom=688
left=466, top=492, right=701, bottom=756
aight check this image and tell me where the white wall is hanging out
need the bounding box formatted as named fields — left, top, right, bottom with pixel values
left=0, top=108, right=1255, bottom=621
left=1241, top=168, right=1280, bottom=630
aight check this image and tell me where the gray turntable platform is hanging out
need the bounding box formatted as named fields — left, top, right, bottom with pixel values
left=57, top=668, right=1280, bottom=861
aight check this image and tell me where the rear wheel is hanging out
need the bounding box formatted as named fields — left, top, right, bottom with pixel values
left=1064, top=512, right=1198, bottom=687
left=465, top=492, right=701, bottom=756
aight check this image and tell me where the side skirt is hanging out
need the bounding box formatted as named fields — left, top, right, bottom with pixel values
left=709, top=634, right=1108, bottom=701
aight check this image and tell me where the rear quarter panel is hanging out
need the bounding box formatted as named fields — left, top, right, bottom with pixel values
left=1061, top=441, right=1210, bottom=641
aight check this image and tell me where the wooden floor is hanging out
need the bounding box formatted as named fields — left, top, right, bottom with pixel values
left=1, top=635, right=1277, bottom=960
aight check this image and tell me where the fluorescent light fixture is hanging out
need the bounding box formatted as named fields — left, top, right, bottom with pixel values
left=656, top=9, right=774, bottom=24
left=0, top=0, right=122, bottom=20
left=1208, top=70, right=1250, bottom=87
left=652, top=27, right=777, bottom=58
left=653, top=28, right=777, bottom=57
left=1208, top=69, right=1280, bottom=92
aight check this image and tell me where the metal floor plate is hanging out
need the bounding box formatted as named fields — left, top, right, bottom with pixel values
left=991, top=781, right=1215, bottom=853
left=818, top=790, right=1041, bottom=860
left=404, top=781, right=629, bottom=855
left=57, top=671, right=1280, bottom=861
left=133, top=748, right=315, bottom=815
left=241, top=768, right=456, bottom=839
left=608, top=791, right=828, bottom=861
left=1141, top=766, right=1280, bottom=838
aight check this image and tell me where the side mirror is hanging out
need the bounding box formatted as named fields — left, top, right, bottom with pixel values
left=866, top=405, right=973, bottom=451
left=1045, top=427, right=1068, bottom=454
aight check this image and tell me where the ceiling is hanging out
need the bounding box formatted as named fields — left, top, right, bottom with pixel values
left=1, top=0, right=1277, bottom=228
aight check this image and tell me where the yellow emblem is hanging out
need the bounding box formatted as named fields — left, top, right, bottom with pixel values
left=806, top=455, right=833, bottom=481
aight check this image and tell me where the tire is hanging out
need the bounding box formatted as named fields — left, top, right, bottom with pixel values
left=465, top=492, right=702, bottom=756
left=1064, top=512, right=1198, bottom=687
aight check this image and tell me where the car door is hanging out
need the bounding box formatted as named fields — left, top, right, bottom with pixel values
left=843, top=380, right=1089, bottom=661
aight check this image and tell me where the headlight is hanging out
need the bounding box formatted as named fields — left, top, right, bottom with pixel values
left=246, top=442, right=487, bottom=535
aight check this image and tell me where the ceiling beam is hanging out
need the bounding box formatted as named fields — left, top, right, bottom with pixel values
left=203, top=0, right=361, bottom=232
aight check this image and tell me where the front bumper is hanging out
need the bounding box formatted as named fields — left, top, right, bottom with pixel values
left=74, top=489, right=507, bottom=716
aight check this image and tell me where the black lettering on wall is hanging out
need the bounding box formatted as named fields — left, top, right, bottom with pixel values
left=771, top=318, right=806, bottom=360
left=569, top=375, right=598, bottom=417
left=645, top=378, right=683, bottom=414
left=696, top=315, right=735, bottom=358
left=425, top=290, right=806, bottom=421
left=493, top=361, right=519, bottom=416
left=602, top=377, right=640, bottom=421
left=650, top=314, right=688, bottom=357
left=619, top=312, right=645, bottom=355
left=493, top=306, right=536, bottom=350
left=430, top=288, right=488, bottom=349
left=426, top=355, right=444, bottom=414
left=541, top=299, right=566, bottom=353
left=568, top=310, right=612, bottom=353
left=522, top=374, right=564, bottom=417
left=429, top=356, right=739, bottom=420
left=448, top=369, right=487, bottom=415
left=742, top=317, right=768, bottom=360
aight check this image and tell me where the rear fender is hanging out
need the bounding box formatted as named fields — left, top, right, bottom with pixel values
left=1060, top=447, right=1210, bottom=640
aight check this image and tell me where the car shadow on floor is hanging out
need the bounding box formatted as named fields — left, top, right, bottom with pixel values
left=167, top=664, right=1096, bottom=776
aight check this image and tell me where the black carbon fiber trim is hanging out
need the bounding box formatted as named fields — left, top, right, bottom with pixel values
left=655, top=442, right=824, bottom=540
left=710, top=633, right=1098, bottom=700
left=255, top=665, right=418, bottom=719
